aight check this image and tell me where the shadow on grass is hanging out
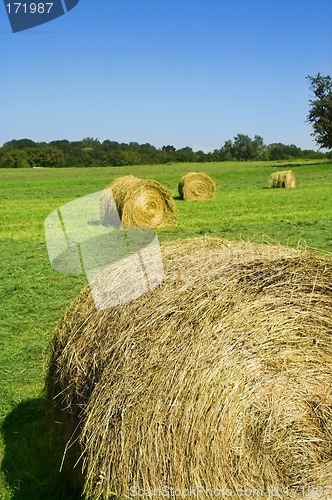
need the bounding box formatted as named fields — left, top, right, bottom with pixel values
left=1, top=398, right=82, bottom=500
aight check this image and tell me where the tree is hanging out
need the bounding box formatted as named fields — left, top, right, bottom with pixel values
left=3, top=138, right=36, bottom=149
left=49, top=139, right=71, bottom=152
left=208, top=149, right=222, bottom=162
left=81, top=137, right=101, bottom=148
left=27, top=146, right=65, bottom=167
left=0, top=149, right=30, bottom=168
left=267, top=143, right=302, bottom=160
left=306, top=73, right=332, bottom=150
left=174, top=147, right=196, bottom=162
left=220, top=134, right=268, bottom=161
left=219, top=140, right=234, bottom=161
left=161, top=145, right=176, bottom=153
left=233, top=134, right=254, bottom=160
left=195, top=150, right=207, bottom=162
left=252, top=135, right=269, bottom=160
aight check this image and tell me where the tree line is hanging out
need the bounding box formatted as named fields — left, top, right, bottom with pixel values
left=0, top=135, right=329, bottom=168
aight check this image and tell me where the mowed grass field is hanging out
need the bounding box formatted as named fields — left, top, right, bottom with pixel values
left=0, top=160, right=332, bottom=499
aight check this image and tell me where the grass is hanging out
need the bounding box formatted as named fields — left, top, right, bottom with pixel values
left=0, top=159, right=331, bottom=499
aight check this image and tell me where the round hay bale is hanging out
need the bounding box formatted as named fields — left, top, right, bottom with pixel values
left=178, top=172, right=216, bottom=201
left=269, top=170, right=296, bottom=188
left=100, top=175, right=177, bottom=228
left=46, top=237, right=332, bottom=499
left=100, top=175, right=139, bottom=227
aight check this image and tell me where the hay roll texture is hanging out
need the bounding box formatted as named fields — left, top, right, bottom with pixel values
left=178, top=172, right=216, bottom=200
left=100, top=175, right=177, bottom=227
left=47, top=237, right=332, bottom=499
left=270, top=169, right=296, bottom=188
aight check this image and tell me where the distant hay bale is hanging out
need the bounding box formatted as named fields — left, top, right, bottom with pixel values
left=100, top=175, right=177, bottom=228
left=178, top=172, right=216, bottom=200
left=270, top=170, right=296, bottom=188
left=46, top=237, right=332, bottom=499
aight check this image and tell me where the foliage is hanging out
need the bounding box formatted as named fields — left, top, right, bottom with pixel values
left=233, top=134, right=268, bottom=161
left=268, top=143, right=302, bottom=160
left=0, top=135, right=329, bottom=168
left=2, top=138, right=36, bottom=149
left=0, top=148, right=31, bottom=168
left=307, top=73, right=332, bottom=150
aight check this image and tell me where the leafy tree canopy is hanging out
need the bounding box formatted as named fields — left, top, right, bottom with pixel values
left=0, top=134, right=328, bottom=168
left=0, top=148, right=30, bottom=168
left=3, top=138, right=36, bottom=149
left=307, top=73, right=332, bottom=150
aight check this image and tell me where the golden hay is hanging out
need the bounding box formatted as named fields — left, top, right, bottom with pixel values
left=100, top=175, right=177, bottom=227
left=269, top=170, right=296, bottom=188
left=46, top=237, right=332, bottom=499
left=100, top=175, right=138, bottom=226
left=178, top=172, right=216, bottom=201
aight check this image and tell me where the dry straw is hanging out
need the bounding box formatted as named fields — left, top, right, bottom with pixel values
left=269, top=170, right=296, bottom=188
left=46, top=237, right=332, bottom=499
left=178, top=172, right=216, bottom=200
left=100, top=175, right=177, bottom=227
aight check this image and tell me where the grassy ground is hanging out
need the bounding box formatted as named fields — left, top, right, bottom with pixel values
left=0, top=160, right=331, bottom=499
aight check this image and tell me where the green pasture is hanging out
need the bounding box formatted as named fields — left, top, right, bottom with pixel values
left=0, top=160, right=331, bottom=499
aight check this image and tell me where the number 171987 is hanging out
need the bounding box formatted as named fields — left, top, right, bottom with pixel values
left=6, top=3, right=54, bottom=14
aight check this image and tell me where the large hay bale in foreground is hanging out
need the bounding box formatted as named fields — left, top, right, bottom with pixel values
left=178, top=172, right=216, bottom=200
left=100, top=175, right=177, bottom=227
left=270, top=170, right=296, bottom=188
left=47, top=237, right=332, bottom=499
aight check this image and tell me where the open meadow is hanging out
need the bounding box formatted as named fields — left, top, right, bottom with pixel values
left=0, top=160, right=332, bottom=499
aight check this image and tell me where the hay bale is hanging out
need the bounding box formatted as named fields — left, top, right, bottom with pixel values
left=100, top=175, right=138, bottom=227
left=270, top=170, right=296, bottom=188
left=178, top=172, right=216, bottom=200
left=100, top=175, right=177, bottom=228
left=46, top=237, right=332, bottom=499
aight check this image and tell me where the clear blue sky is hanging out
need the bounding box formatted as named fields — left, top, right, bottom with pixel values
left=0, top=0, right=332, bottom=151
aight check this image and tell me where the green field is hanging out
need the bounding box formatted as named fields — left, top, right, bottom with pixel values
left=1, top=160, right=332, bottom=499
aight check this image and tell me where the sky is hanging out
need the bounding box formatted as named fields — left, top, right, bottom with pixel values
left=0, top=0, right=332, bottom=152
